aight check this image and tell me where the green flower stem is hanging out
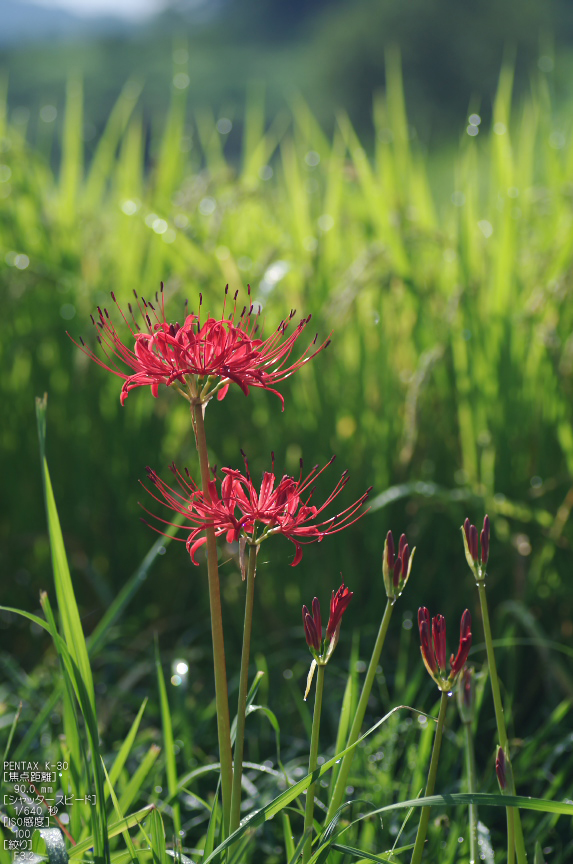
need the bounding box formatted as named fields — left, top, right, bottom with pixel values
left=229, top=542, right=258, bottom=833
left=192, top=401, right=233, bottom=838
left=325, top=599, right=394, bottom=824
left=410, top=689, right=449, bottom=864
left=508, top=806, right=515, bottom=864
left=477, top=583, right=528, bottom=864
left=302, top=663, right=326, bottom=864
left=463, top=721, right=478, bottom=864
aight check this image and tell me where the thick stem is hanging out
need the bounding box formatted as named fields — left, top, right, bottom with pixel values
left=229, top=542, right=258, bottom=833
left=410, top=690, right=449, bottom=864
left=477, top=584, right=528, bottom=864
left=326, top=599, right=394, bottom=824
left=302, top=664, right=326, bottom=864
left=463, top=722, right=478, bottom=864
left=192, top=401, right=233, bottom=838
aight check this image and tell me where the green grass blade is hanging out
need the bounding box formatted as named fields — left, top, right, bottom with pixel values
left=107, top=697, right=149, bottom=793
left=147, top=808, right=168, bottom=864
left=84, top=78, right=142, bottom=207
left=344, top=792, right=573, bottom=828
left=35, top=828, right=69, bottom=864
left=101, top=759, right=140, bottom=863
left=117, top=744, right=161, bottom=814
left=155, top=640, right=181, bottom=835
left=203, top=705, right=408, bottom=863
left=202, top=784, right=220, bottom=859
left=282, top=811, right=295, bottom=862
left=2, top=700, right=21, bottom=763
left=67, top=807, right=155, bottom=858
left=35, top=395, right=96, bottom=712
left=331, top=842, right=410, bottom=863
left=39, top=592, right=108, bottom=860
left=0, top=606, right=50, bottom=634
left=286, top=829, right=311, bottom=864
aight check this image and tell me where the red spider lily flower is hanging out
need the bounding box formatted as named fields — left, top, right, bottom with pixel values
left=418, top=607, right=436, bottom=675
left=302, top=599, right=322, bottom=653
left=142, top=454, right=371, bottom=566
left=450, top=609, right=472, bottom=676
left=461, top=515, right=490, bottom=578
left=69, top=284, right=329, bottom=408
left=326, top=584, right=353, bottom=640
left=432, top=614, right=447, bottom=672
left=142, top=464, right=243, bottom=563
left=382, top=530, right=415, bottom=601
left=418, top=607, right=472, bottom=691
left=302, top=583, right=353, bottom=662
left=302, top=583, right=353, bottom=699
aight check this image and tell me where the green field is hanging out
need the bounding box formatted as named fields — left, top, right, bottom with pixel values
left=1, top=52, right=573, bottom=861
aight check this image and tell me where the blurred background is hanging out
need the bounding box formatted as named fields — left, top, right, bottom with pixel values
left=2, top=0, right=573, bottom=856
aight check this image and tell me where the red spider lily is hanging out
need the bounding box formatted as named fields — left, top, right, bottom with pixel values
left=302, top=583, right=353, bottom=660
left=302, top=598, right=323, bottom=653
left=142, top=464, right=243, bottom=563
left=462, top=515, right=490, bottom=576
left=382, top=530, right=414, bottom=600
left=418, top=607, right=472, bottom=690
left=142, top=453, right=371, bottom=566
left=326, top=583, right=353, bottom=640
left=69, top=284, right=329, bottom=408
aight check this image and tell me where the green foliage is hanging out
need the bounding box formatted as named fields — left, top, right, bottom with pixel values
left=2, top=59, right=573, bottom=862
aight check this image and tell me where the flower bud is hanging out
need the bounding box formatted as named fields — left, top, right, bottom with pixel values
left=432, top=615, right=447, bottom=672
left=461, top=515, right=490, bottom=580
left=449, top=609, right=472, bottom=677
left=480, top=515, right=490, bottom=564
left=326, top=583, right=353, bottom=641
left=418, top=607, right=472, bottom=691
left=496, top=745, right=506, bottom=790
left=418, top=607, right=437, bottom=676
left=383, top=530, right=415, bottom=601
left=312, top=597, right=322, bottom=645
left=302, top=605, right=321, bottom=653
left=302, top=583, right=352, bottom=664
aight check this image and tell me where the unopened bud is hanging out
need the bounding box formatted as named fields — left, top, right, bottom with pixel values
left=496, top=745, right=506, bottom=790
left=461, top=515, right=490, bottom=580
left=481, top=515, right=490, bottom=564
left=383, top=530, right=415, bottom=601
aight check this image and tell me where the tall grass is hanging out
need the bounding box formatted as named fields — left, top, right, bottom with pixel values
left=1, top=54, right=573, bottom=861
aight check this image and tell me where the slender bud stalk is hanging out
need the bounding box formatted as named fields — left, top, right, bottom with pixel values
left=192, top=401, right=234, bottom=837
left=326, top=599, right=394, bottom=823
left=458, top=668, right=478, bottom=864
left=302, top=664, right=326, bottom=864
left=410, top=690, right=449, bottom=864
left=230, top=542, right=258, bottom=833
left=463, top=722, right=479, bottom=864
left=477, top=583, right=528, bottom=864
